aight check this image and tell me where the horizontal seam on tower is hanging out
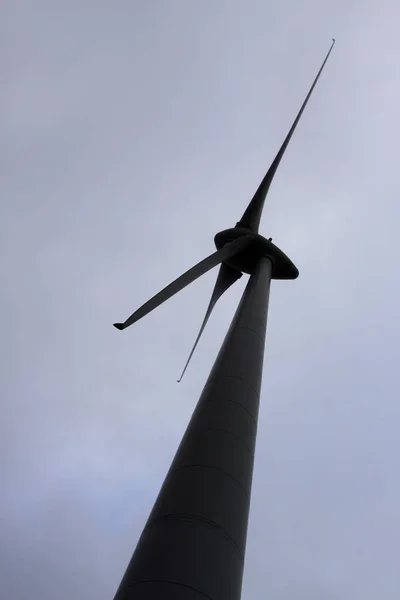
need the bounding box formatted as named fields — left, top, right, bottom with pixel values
left=225, top=397, right=257, bottom=427
left=235, top=324, right=266, bottom=341
left=122, top=579, right=215, bottom=599
left=145, top=512, right=244, bottom=562
left=202, top=394, right=258, bottom=428
left=207, top=373, right=260, bottom=399
left=204, top=427, right=254, bottom=456
left=171, top=463, right=250, bottom=500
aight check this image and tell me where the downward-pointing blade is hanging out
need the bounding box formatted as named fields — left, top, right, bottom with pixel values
left=237, top=38, right=335, bottom=232
left=113, top=235, right=253, bottom=331
left=177, top=263, right=242, bottom=382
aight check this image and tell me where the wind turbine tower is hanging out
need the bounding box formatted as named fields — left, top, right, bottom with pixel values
left=112, top=39, right=335, bottom=600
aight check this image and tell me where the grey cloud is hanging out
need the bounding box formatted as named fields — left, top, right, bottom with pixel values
left=2, top=1, right=400, bottom=598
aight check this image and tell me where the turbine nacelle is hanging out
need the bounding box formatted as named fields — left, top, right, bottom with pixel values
left=215, top=227, right=298, bottom=279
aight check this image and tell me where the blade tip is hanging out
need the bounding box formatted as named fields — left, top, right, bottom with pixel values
left=113, top=323, right=125, bottom=330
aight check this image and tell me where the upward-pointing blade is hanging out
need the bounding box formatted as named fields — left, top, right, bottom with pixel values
left=113, top=235, right=253, bottom=331
left=177, top=263, right=242, bottom=382
left=237, top=38, right=335, bottom=232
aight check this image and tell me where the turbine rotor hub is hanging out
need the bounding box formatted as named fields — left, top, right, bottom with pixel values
left=214, top=227, right=299, bottom=280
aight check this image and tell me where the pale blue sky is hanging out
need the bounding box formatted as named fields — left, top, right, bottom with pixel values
left=2, top=1, right=400, bottom=598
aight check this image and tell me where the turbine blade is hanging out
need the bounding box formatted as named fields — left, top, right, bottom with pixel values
left=237, top=38, right=335, bottom=232
left=113, top=235, right=252, bottom=331
left=177, top=263, right=242, bottom=382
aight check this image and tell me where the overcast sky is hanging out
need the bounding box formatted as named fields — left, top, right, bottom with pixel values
left=2, top=1, right=400, bottom=599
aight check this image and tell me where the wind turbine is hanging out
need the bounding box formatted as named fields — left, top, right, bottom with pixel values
left=112, top=39, right=335, bottom=600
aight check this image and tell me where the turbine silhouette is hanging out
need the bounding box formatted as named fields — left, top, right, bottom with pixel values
left=112, top=39, right=335, bottom=600
left=114, top=39, right=334, bottom=378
